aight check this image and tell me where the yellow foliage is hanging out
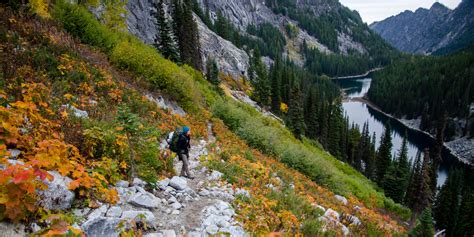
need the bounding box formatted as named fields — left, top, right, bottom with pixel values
left=29, top=0, right=50, bottom=18
left=280, top=102, right=288, bottom=114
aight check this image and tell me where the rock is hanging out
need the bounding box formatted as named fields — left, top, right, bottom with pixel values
left=116, top=180, right=129, bottom=188
left=334, top=195, right=348, bottom=205
left=196, top=16, right=249, bottom=79
left=346, top=215, right=362, bottom=226
left=73, top=208, right=91, bottom=217
left=128, top=191, right=161, bottom=209
left=133, top=177, right=147, bottom=187
left=144, top=233, right=164, bottom=237
left=0, top=222, right=26, bottom=237
left=324, top=209, right=340, bottom=220
left=215, top=200, right=231, bottom=211
left=341, top=224, right=350, bottom=236
left=121, top=210, right=156, bottom=226
left=171, top=210, right=180, bottom=215
left=157, top=178, right=170, bottom=190
left=205, top=224, right=219, bottom=235
left=208, top=170, right=223, bottom=180
left=161, top=229, right=177, bottom=237
left=30, top=223, right=41, bottom=233
left=171, top=202, right=182, bottom=210
left=186, top=232, right=202, bottom=237
left=313, top=204, right=326, bottom=212
left=199, top=189, right=210, bottom=196
left=168, top=195, right=177, bottom=204
left=62, top=104, right=88, bottom=118
left=235, top=188, right=250, bottom=198
left=217, top=219, right=230, bottom=228
left=222, top=208, right=235, bottom=217
left=88, top=205, right=109, bottom=220
left=106, top=206, right=123, bottom=218
left=220, top=226, right=247, bottom=237
left=169, top=176, right=188, bottom=190
left=81, top=217, right=121, bottom=237
left=37, top=171, right=75, bottom=211
left=7, top=149, right=21, bottom=159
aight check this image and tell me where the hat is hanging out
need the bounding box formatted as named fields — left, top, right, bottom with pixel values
left=182, top=126, right=190, bottom=133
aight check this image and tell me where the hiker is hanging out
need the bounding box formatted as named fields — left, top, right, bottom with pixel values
left=176, top=126, right=194, bottom=179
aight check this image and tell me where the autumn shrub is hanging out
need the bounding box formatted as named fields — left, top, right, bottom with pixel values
left=212, top=99, right=410, bottom=217
left=52, top=2, right=203, bottom=111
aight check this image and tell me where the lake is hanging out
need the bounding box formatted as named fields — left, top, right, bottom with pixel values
left=335, top=78, right=458, bottom=187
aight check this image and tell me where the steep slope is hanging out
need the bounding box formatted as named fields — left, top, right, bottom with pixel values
left=370, top=0, right=474, bottom=55
left=0, top=3, right=409, bottom=236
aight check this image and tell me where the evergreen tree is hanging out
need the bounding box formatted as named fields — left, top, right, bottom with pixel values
left=287, top=84, right=305, bottom=138
left=328, top=102, right=343, bottom=159
left=456, top=179, right=474, bottom=236
left=249, top=49, right=271, bottom=106
left=434, top=168, right=463, bottom=237
left=205, top=57, right=220, bottom=85
left=430, top=112, right=446, bottom=194
left=215, top=10, right=230, bottom=39
left=154, top=0, right=180, bottom=62
left=304, top=88, right=319, bottom=139
left=375, top=122, right=393, bottom=185
left=172, top=0, right=202, bottom=70
left=270, top=56, right=282, bottom=114
left=410, top=208, right=435, bottom=237
left=409, top=149, right=433, bottom=218
left=406, top=152, right=422, bottom=208
left=382, top=134, right=410, bottom=203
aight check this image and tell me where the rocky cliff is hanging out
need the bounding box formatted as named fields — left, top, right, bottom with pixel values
left=370, top=0, right=474, bottom=55
left=123, top=0, right=377, bottom=77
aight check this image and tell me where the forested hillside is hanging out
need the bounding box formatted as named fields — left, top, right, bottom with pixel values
left=369, top=47, right=474, bottom=139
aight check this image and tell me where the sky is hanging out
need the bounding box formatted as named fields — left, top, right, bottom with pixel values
left=339, top=0, right=462, bottom=24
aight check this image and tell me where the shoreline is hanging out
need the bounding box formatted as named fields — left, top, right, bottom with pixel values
left=331, top=68, right=383, bottom=80
left=345, top=96, right=473, bottom=166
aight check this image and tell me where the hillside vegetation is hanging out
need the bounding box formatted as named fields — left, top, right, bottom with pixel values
left=0, top=1, right=409, bottom=235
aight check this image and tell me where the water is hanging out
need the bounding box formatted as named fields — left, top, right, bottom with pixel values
left=335, top=78, right=458, bottom=187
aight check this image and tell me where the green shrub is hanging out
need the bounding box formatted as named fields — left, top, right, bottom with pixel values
left=301, top=219, right=324, bottom=236
left=212, top=99, right=411, bottom=218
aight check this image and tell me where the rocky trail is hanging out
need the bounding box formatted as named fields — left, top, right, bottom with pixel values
left=77, top=123, right=248, bottom=237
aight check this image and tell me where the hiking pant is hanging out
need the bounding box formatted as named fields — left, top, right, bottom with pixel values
left=179, top=153, right=191, bottom=177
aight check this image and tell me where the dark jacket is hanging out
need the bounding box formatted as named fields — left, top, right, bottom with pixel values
left=177, top=133, right=190, bottom=154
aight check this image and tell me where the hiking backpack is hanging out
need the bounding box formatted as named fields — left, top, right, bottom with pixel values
left=168, top=128, right=181, bottom=153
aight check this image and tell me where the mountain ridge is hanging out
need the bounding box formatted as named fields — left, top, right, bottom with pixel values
left=370, top=0, right=474, bottom=55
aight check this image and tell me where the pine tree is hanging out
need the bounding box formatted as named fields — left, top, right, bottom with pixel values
left=409, top=149, right=433, bottom=218
left=249, top=49, right=270, bottom=106
left=328, top=101, right=343, bottom=159
left=434, top=168, right=463, bottom=237
left=304, top=88, right=319, bottom=139
left=430, top=112, right=446, bottom=194
left=383, top=133, right=411, bottom=203
left=319, top=103, right=329, bottom=147
left=154, top=0, right=180, bottom=62
left=287, top=84, right=305, bottom=138
left=270, top=63, right=281, bottom=114
left=215, top=10, right=229, bottom=39
left=172, top=0, right=202, bottom=70
left=456, top=180, right=474, bottom=236
left=205, top=57, right=219, bottom=85
left=411, top=208, right=435, bottom=237
left=375, top=122, right=393, bottom=185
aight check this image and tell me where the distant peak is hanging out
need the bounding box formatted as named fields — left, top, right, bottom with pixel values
left=430, top=2, right=449, bottom=11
